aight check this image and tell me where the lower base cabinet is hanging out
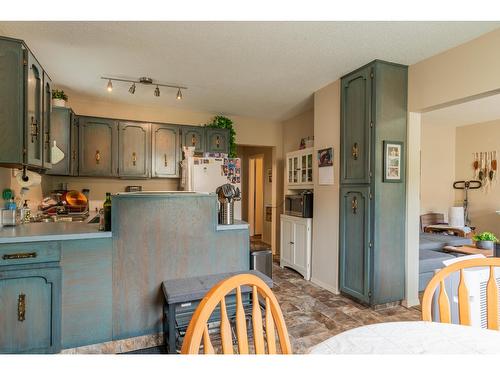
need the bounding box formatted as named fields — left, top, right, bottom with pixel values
left=280, top=214, right=312, bottom=280
left=0, top=265, right=61, bottom=354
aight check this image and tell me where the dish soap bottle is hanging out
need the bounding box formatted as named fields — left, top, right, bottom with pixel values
left=103, top=192, right=112, bottom=231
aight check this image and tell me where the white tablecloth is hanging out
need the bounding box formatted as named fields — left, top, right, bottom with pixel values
left=309, top=321, right=500, bottom=354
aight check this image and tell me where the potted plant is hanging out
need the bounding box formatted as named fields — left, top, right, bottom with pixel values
left=473, top=231, right=498, bottom=250
left=52, top=89, right=68, bottom=107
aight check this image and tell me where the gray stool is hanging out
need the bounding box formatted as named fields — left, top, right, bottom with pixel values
left=162, top=270, right=273, bottom=353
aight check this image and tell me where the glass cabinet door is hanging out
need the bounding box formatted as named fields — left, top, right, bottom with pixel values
left=301, top=154, right=307, bottom=183
left=293, top=156, right=299, bottom=183
left=288, top=157, right=293, bottom=183
left=307, top=153, right=313, bottom=182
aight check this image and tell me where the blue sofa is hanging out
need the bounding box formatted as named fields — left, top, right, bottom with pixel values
left=419, top=233, right=473, bottom=291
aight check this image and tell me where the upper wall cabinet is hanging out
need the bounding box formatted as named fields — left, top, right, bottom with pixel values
left=340, top=66, right=372, bottom=185
left=286, top=147, right=314, bottom=189
left=118, top=122, right=150, bottom=178
left=152, top=124, right=180, bottom=178
left=181, top=126, right=205, bottom=154
left=205, top=128, right=229, bottom=153
left=42, top=72, right=52, bottom=169
left=0, top=37, right=52, bottom=169
left=47, top=108, right=77, bottom=176
left=79, top=116, right=117, bottom=177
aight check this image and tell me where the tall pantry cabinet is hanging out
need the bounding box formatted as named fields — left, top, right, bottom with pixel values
left=339, top=60, right=407, bottom=306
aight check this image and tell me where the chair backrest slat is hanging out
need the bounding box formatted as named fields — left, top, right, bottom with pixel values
left=422, top=257, right=500, bottom=331
left=181, top=273, right=292, bottom=354
left=487, top=266, right=499, bottom=330
left=438, top=279, right=451, bottom=323
left=235, top=286, right=249, bottom=354
left=457, top=269, right=471, bottom=325
left=203, top=325, right=215, bottom=354
left=252, top=286, right=265, bottom=354
left=219, top=297, right=233, bottom=354
left=265, top=297, right=277, bottom=354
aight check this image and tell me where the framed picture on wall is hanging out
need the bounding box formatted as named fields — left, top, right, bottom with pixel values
left=383, top=141, right=403, bottom=182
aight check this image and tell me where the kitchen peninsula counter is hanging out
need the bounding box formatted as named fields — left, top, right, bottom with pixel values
left=0, top=222, right=111, bottom=244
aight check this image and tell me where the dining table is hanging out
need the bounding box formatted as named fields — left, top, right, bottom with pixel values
left=309, top=321, right=500, bottom=354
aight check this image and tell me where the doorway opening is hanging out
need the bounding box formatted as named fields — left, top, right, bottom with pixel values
left=236, top=144, right=275, bottom=253
left=249, top=154, right=264, bottom=237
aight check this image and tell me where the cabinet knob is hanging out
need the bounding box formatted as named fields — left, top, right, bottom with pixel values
left=132, top=152, right=137, bottom=166
left=191, top=135, right=197, bottom=146
left=95, top=150, right=101, bottom=164
left=352, top=142, right=359, bottom=160
left=18, top=293, right=26, bottom=322
left=164, top=154, right=168, bottom=167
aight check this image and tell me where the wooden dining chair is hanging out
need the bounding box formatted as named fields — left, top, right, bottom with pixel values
left=180, top=273, right=292, bottom=354
left=421, top=257, right=500, bottom=330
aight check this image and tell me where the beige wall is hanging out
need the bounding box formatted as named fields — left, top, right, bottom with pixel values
left=420, top=120, right=457, bottom=220
left=455, top=120, right=500, bottom=234
left=409, top=28, right=500, bottom=112
left=311, top=80, right=341, bottom=293
left=282, top=108, right=314, bottom=155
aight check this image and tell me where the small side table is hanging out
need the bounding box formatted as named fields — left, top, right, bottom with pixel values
left=162, top=270, right=273, bottom=354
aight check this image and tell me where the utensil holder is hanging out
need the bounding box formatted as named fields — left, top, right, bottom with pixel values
left=219, top=201, right=234, bottom=225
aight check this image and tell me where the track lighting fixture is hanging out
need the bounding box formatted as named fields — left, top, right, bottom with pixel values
left=101, top=76, right=187, bottom=99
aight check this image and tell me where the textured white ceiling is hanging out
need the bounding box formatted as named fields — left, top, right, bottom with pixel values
left=0, top=21, right=499, bottom=121
left=422, top=93, right=500, bottom=128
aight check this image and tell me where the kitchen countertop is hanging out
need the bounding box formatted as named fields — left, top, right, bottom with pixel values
left=216, top=220, right=249, bottom=231
left=0, top=222, right=112, bottom=244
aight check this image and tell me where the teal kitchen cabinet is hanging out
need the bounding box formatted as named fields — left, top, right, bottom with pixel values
left=340, top=65, right=372, bottom=185
left=79, top=116, right=117, bottom=177
left=47, top=107, right=77, bottom=176
left=0, top=241, right=61, bottom=354
left=339, top=186, right=371, bottom=304
left=70, top=115, right=79, bottom=176
left=118, top=121, right=150, bottom=178
left=205, top=128, right=229, bottom=154
left=151, top=123, right=180, bottom=178
left=0, top=36, right=52, bottom=169
left=339, top=60, right=407, bottom=306
left=42, top=72, right=53, bottom=169
left=180, top=126, right=205, bottom=154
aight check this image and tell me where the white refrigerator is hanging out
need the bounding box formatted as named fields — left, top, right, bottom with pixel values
left=180, top=156, right=242, bottom=220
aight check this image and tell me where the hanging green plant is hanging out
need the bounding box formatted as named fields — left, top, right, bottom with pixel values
left=205, top=115, right=237, bottom=157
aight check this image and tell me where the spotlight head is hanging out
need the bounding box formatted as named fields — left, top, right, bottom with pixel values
left=154, top=86, right=160, bottom=97
left=129, top=83, right=136, bottom=94
left=107, top=79, right=113, bottom=92
left=176, top=88, right=182, bottom=100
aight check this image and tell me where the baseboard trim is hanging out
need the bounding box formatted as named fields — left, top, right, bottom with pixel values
left=311, top=277, right=339, bottom=294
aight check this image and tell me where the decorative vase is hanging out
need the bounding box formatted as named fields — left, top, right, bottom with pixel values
left=476, top=240, right=494, bottom=250
left=52, top=98, right=66, bottom=107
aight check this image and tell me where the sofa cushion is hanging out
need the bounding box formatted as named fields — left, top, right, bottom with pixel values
left=419, top=248, right=456, bottom=274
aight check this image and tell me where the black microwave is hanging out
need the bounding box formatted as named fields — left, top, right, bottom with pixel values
left=285, top=192, right=313, bottom=218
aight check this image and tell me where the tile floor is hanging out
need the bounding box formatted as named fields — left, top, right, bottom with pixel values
left=272, top=263, right=421, bottom=353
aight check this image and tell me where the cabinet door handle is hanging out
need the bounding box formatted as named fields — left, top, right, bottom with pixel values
left=2, top=252, right=37, bottom=260
left=352, top=142, right=359, bottom=160
left=18, top=294, right=26, bottom=322
left=191, top=135, right=197, bottom=146
left=290, top=241, right=294, bottom=245
left=132, top=152, right=137, bottom=166
left=164, top=154, right=168, bottom=167
left=352, top=196, right=358, bottom=214
left=44, top=132, right=50, bottom=150
left=72, top=150, right=77, bottom=160
left=216, top=135, right=220, bottom=147
left=95, top=150, right=101, bottom=164
left=30, top=116, right=39, bottom=143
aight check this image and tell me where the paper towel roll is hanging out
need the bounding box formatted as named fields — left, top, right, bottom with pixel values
left=449, top=206, right=465, bottom=227
left=15, top=170, right=42, bottom=188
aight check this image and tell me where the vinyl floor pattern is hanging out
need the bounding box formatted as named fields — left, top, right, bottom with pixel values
left=272, top=263, right=421, bottom=353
